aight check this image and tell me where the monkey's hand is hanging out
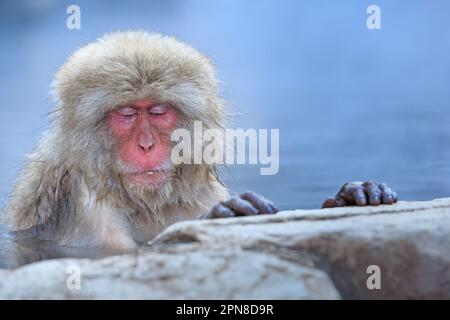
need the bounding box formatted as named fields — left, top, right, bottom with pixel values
left=201, top=191, right=279, bottom=219
left=322, top=181, right=398, bottom=208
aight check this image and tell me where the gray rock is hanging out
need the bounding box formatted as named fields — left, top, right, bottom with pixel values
left=0, top=249, right=338, bottom=299
left=0, top=198, right=449, bottom=299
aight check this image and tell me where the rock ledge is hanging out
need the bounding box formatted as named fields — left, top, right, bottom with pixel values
left=1, top=198, right=449, bottom=299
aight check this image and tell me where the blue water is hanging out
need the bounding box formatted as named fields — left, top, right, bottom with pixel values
left=1, top=0, right=450, bottom=216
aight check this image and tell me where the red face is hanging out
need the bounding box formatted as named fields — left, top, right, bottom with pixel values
left=107, top=98, right=179, bottom=187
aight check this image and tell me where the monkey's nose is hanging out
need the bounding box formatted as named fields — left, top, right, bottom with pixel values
left=138, top=136, right=154, bottom=152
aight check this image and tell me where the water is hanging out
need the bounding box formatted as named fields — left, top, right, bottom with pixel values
left=1, top=0, right=449, bottom=215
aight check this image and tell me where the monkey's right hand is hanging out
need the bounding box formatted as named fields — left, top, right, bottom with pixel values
left=200, top=191, right=279, bottom=219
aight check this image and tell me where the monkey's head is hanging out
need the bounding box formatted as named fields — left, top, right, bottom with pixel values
left=50, top=31, right=227, bottom=213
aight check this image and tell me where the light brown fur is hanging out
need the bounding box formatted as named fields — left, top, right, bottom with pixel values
left=3, top=31, right=229, bottom=250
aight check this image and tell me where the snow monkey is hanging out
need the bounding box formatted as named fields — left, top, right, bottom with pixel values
left=2, top=31, right=398, bottom=251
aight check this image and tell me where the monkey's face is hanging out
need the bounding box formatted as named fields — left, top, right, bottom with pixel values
left=107, top=98, right=179, bottom=188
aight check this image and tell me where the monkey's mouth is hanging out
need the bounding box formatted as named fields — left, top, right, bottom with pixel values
left=126, top=169, right=171, bottom=187
left=129, top=169, right=167, bottom=176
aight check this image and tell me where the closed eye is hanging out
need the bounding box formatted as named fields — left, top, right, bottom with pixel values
left=116, top=107, right=137, bottom=118
left=149, top=104, right=169, bottom=115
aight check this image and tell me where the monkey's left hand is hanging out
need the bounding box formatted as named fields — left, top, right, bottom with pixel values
left=201, top=191, right=279, bottom=219
left=322, top=181, right=398, bottom=208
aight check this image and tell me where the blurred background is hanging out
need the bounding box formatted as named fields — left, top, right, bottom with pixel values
left=0, top=0, right=449, bottom=215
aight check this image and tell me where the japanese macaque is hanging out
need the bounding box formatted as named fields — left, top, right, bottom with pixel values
left=2, top=31, right=397, bottom=254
